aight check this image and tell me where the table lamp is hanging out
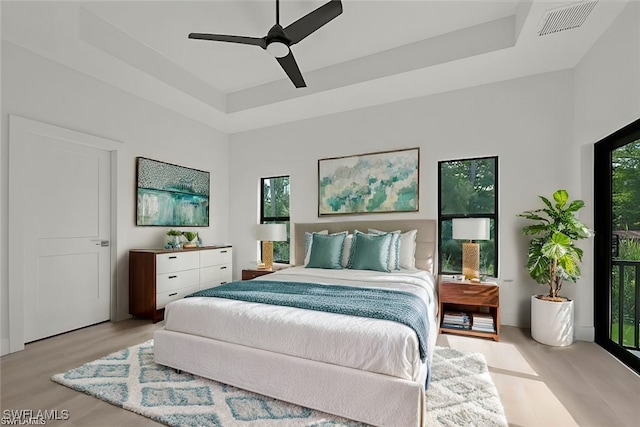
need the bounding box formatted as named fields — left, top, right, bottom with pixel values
left=452, top=218, right=490, bottom=280
left=255, top=223, right=287, bottom=270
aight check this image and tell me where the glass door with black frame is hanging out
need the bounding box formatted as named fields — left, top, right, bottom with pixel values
left=595, top=118, right=640, bottom=375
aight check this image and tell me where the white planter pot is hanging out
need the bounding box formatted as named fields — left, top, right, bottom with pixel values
left=530, top=295, right=574, bottom=346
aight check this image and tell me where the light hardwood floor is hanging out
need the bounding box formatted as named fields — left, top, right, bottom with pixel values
left=2, top=320, right=640, bottom=426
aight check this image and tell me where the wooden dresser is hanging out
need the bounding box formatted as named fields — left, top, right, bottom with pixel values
left=129, top=246, right=232, bottom=322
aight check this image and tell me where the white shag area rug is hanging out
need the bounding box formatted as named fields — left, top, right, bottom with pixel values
left=52, top=340, right=507, bottom=426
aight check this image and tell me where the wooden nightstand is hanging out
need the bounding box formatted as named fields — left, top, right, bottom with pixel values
left=242, top=269, right=276, bottom=280
left=438, top=276, right=500, bottom=341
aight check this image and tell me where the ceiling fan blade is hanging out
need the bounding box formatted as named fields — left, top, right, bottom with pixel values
left=188, top=33, right=266, bottom=48
left=284, top=0, right=342, bottom=45
left=276, top=51, right=306, bottom=88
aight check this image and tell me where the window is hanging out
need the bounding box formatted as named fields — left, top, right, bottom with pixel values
left=260, top=176, right=290, bottom=264
left=438, top=156, right=498, bottom=277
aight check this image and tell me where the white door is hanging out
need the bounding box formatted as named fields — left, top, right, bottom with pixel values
left=20, top=130, right=111, bottom=342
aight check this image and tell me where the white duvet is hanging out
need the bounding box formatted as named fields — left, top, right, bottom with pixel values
left=163, top=266, right=438, bottom=382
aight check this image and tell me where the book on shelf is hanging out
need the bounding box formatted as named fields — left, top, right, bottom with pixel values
left=442, top=323, right=471, bottom=330
left=471, top=312, right=495, bottom=332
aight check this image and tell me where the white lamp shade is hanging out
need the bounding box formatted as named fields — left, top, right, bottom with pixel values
left=452, top=218, right=490, bottom=241
left=255, top=223, right=287, bottom=242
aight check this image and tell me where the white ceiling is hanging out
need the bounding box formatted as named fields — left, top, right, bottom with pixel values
left=1, top=0, right=629, bottom=134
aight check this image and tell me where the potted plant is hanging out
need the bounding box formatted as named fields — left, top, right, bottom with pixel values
left=518, top=189, right=593, bottom=346
left=182, top=231, right=199, bottom=248
left=166, top=229, right=183, bottom=248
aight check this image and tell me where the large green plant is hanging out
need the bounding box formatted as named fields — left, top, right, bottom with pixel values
left=518, top=190, right=593, bottom=300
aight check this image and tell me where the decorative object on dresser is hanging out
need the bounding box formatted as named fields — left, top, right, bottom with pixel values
left=129, top=246, right=232, bottom=323
left=438, top=275, right=500, bottom=341
left=452, top=217, right=490, bottom=280
left=182, top=231, right=199, bottom=248
left=254, top=223, right=287, bottom=270
left=518, top=189, right=593, bottom=346
left=318, top=147, right=420, bottom=216
left=136, top=157, right=210, bottom=227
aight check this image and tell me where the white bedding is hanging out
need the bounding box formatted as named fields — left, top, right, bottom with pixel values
left=163, top=266, right=438, bottom=382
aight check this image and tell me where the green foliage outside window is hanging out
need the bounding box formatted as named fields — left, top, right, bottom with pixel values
left=439, top=157, right=498, bottom=277
left=261, top=176, right=290, bottom=263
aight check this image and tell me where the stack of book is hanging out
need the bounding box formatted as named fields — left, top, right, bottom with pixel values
left=442, top=311, right=471, bottom=330
left=472, top=313, right=495, bottom=333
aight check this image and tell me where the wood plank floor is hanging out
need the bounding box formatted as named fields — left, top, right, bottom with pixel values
left=2, top=320, right=640, bottom=426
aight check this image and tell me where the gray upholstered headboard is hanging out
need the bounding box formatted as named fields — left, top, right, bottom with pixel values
left=293, top=219, right=437, bottom=274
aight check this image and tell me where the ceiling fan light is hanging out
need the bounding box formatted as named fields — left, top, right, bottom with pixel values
left=267, top=41, right=289, bottom=58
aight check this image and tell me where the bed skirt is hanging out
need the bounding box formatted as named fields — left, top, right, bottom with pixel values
left=154, top=329, right=426, bottom=427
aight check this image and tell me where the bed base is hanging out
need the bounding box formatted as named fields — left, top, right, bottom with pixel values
left=154, top=330, right=425, bottom=427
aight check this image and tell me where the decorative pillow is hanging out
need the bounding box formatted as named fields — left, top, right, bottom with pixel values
left=341, top=234, right=353, bottom=267
left=347, top=231, right=393, bottom=272
left=368, top=229, right=401, bottom=270
left=306, top=232, right=347, bottom=269
left=399, top=229, right=418, bottom=269
left=304, top=230, right=328, bottom=265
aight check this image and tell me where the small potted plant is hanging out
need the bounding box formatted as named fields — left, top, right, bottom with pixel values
left=182, top=231, right=199, bottom=248
left=166, top=229, right=183, bottom=248
left=518, top=189, right=593, bottom=346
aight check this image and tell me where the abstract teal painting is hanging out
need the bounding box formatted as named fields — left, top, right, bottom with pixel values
left=136, top=157, right=209, bottom=226
left=318, top=148, right=419, bottom=216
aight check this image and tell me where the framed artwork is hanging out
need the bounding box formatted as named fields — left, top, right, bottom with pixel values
left=318, top=147, right=419, bottom=216
left=136, top=157, right=210, bottom=226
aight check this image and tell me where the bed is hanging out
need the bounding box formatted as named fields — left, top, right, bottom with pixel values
left=154, top=219, right=438, bottom=427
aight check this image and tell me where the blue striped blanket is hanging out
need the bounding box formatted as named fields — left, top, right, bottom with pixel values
left=186, top=280, right=430, bottom=362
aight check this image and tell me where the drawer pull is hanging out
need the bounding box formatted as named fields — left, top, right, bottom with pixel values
left=220, top=266, right=227, bottom=270
left=221, top=250, right=228, bottom=253
left=168, top=275, right=177, bottom=279
left=168, top=292, right=178, bottom=297
left=221, top=281, right=227, bottom=285
left=169, top=256, right=177, bottom=259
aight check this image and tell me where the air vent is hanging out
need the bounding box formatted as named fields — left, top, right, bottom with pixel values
left=538, top=1, right=598, bottom=36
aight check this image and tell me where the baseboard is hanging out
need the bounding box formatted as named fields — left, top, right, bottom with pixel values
left=575, top=325, right=595, bottom=342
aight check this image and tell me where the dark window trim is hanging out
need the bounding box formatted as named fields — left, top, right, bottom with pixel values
left=437, top=156, right=499, bottom=277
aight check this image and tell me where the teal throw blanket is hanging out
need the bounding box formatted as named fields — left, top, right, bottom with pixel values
left=186, top=280, right=430, bottom=362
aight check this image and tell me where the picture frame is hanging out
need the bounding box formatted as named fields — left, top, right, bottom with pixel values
left=136, top=157, right=210, bottom=226
left=318, top=147, right=420, bottom=216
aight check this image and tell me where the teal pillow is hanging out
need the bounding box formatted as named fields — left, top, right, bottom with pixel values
left=347, top=232, right=393, bottom=272
left=306, top=232, right=347, bottom=269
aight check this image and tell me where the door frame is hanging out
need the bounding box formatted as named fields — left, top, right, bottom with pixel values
left=8, top=116, right=122, bottom=353
left=594, top=117, right=640, bottom=375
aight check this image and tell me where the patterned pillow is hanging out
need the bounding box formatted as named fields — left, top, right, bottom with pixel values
left=368, top=229, right=401, bottom=270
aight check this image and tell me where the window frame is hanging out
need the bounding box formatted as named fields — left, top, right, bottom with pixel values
left=260, top=175, right=290, bottom=264
left=437, top=156, right=498, bottom=278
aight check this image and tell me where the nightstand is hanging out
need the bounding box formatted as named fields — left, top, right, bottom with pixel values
left=438, top=276, right=500, bottom=341
left=242, top=268, right=276, bottom=280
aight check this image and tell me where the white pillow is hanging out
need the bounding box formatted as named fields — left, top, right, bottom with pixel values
left=304, top=230, right=328, bottom=265
left=399, top=229, right=418, bottom=269
left=368, top=229, right=401, bottom=270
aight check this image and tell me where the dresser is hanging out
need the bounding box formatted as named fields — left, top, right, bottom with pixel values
left=129, top=246, right=232, bottom=323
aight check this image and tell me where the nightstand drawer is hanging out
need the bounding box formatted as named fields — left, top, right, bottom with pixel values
left=440, top=283, right=499, bottom=306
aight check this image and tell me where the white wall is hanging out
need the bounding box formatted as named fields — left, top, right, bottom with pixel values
left=572, top=1, right=640, bottom=341
left=0, top=42, right=230, bottom=355
left=229, top=70, right=575, bottom=330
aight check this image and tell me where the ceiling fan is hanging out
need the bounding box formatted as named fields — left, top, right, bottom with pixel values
left=188, top=0, right=343, bottom=88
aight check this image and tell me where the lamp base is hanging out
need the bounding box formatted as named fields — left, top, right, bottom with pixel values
left=262, top=241, right=274, bottom=271
left=462, top=242, right=480, bottom=280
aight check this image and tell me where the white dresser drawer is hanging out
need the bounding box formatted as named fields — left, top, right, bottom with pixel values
left=156, top=268, right=200, bottom=294
left=200, top=264, right=232, bottom=288
left=156, top=251, right=199, bottom=274
left=156, top=285, right=199, bottom=310
left=200, top=247, right=232, bottom=268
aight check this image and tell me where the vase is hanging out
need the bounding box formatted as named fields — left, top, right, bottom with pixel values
left=530, top=295, right=574, bottom=346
